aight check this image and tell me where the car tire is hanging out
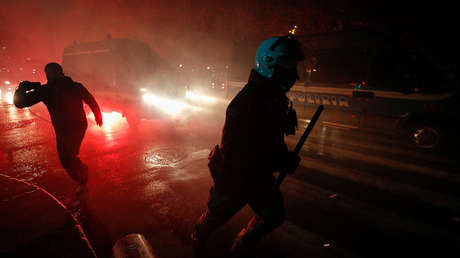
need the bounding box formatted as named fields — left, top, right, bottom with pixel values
left=407, top=123, right=442, bottom=150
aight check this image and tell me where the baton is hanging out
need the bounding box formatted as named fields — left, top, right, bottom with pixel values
left=276, top=105, right=324, bottom=186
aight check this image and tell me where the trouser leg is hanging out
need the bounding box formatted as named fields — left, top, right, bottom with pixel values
left=193, top=187, right=246, bottom=241
left=231, top=185, right=285, bottom=257
left=56, top=129, right=88, bottom=184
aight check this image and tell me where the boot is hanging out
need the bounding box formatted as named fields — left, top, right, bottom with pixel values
left=230, top=228, right=256, bottom=258
left=230, top=217, right=267, bottom=258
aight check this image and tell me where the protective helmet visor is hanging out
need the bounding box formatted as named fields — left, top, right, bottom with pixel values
left=270, top=35, right=304, bottom=68
left=276, top=65, right=299, bottom=91
left=277, top=55, right=300, bottom=69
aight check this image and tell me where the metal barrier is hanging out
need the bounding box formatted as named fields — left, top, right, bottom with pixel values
left=113, top=234, right=156, bottom=258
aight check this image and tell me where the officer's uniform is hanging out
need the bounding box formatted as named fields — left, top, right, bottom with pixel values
left=194, top=69, right=297, bottom=255
left=14, top=76, right=101, bottom=184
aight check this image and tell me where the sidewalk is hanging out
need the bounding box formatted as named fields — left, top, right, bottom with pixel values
left=0, top=174, right=97, bottom=257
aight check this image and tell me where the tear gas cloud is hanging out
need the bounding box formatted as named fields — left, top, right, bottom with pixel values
left=1, top=0, right=333, bottom=79
left=1, top=0, right=455, bottom=83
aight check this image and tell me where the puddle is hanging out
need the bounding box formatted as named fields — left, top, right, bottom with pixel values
left=143, top=147, right=186, bottom=169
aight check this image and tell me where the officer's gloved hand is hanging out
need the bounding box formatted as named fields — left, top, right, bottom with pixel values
left=282, top=151, right=301, bottom=174
left=95, top=113, right=103, bottom=126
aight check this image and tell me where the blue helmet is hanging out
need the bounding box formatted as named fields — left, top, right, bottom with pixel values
left=254, top=35, right=304, bottom=78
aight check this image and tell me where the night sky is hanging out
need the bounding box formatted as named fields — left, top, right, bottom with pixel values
left=1, top=0, right=458, bottom=76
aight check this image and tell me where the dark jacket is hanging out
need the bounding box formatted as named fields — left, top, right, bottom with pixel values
left=220, top=69, right=294, bottom=178
left=14, top=76, right=101, bottom=134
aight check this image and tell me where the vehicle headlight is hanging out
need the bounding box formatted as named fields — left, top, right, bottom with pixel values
left=142, top=93, right=189, bottom=116
left=185, top=91, right=216, bottom=104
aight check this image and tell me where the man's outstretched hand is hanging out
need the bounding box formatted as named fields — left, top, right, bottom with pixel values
left=95, top=113, right=103, bottom=126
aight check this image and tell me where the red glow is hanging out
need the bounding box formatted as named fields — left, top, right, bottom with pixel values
left=88, top=111, right=127, bottom=133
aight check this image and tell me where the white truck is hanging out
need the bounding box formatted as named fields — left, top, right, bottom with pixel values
left=62, top=36, right=185, bottom=124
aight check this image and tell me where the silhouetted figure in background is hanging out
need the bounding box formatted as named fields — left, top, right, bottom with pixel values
left=14, top=63, right=103, bottom=193
left=191, top=35, right=304, bottom=257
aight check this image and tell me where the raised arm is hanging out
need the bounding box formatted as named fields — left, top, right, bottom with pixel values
left=76, top=83, right=103, bottom=126
left=13, top=81, right=45, bottom=108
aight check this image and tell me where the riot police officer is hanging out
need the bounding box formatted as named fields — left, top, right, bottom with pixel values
left=14, top=63, right=103, bottom=193
left=192, top=35, right=304, bottom=257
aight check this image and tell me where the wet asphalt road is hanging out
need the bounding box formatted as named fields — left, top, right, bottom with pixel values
left=1, top=99, right=459, bottom=258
